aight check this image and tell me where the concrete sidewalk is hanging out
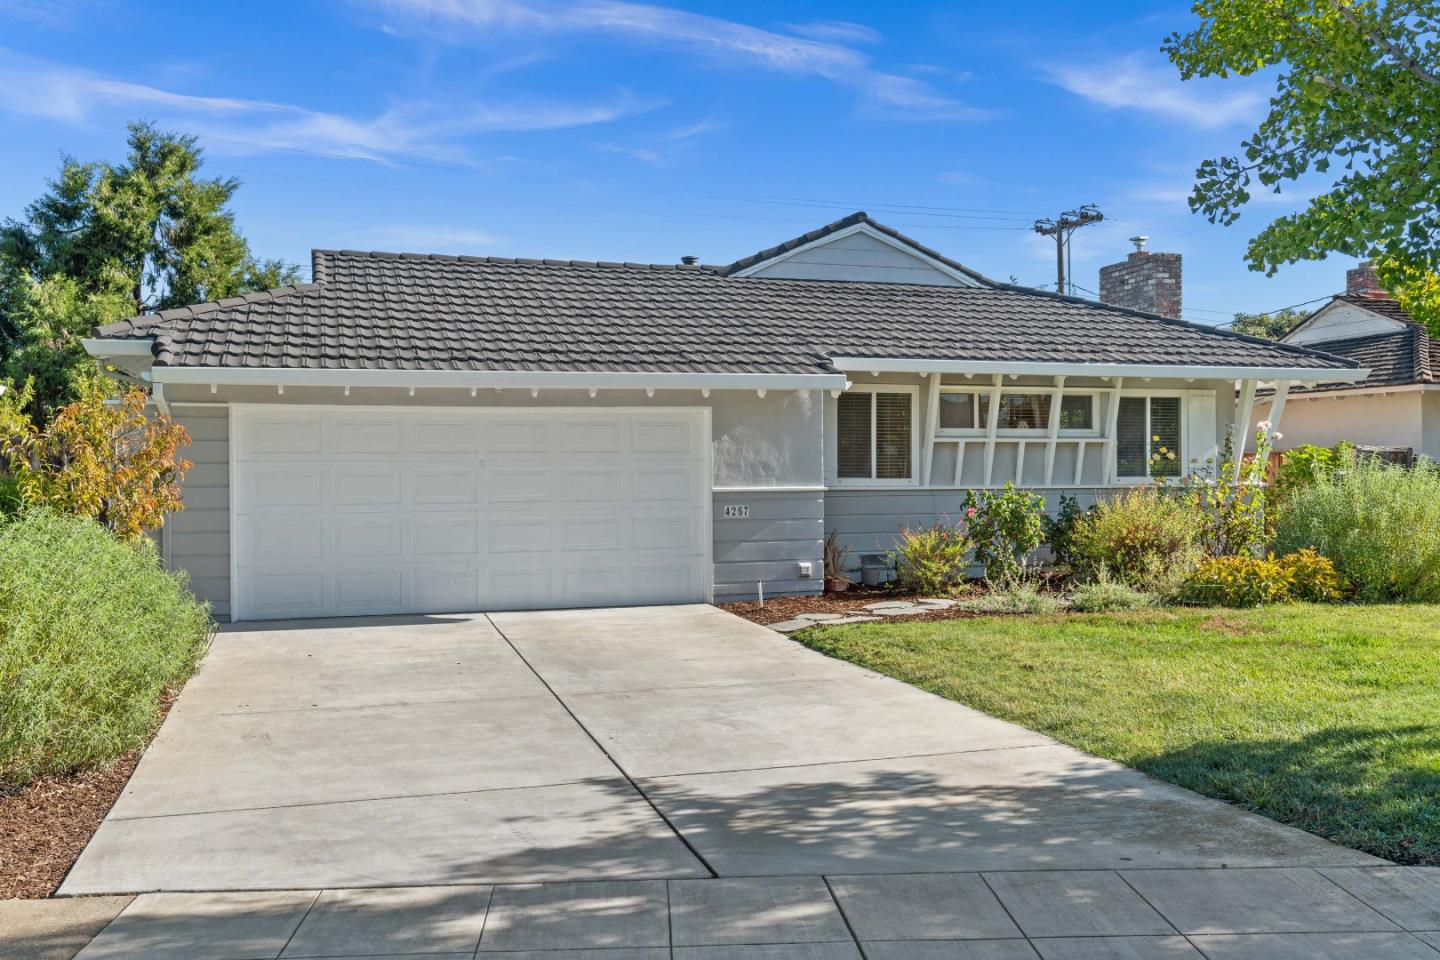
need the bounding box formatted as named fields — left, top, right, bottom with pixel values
left=43, top=866, right=1440, bottom=960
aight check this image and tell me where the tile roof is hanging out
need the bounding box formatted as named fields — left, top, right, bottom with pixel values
left=95, top=225, right=1357, bottom=377
left=1287, top=296, right=1438, bottom=392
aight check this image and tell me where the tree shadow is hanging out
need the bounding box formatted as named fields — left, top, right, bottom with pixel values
left=1135, top=723, right=1440, bottom=865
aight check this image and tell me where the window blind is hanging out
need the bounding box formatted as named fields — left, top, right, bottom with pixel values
left=1117, top=397, right=1148, bottom=477
left=1150, top=396, right=1182, bottom=477
left=836, top=392, right=873, bottom=478
left=874, top=392, right=913, bottom=479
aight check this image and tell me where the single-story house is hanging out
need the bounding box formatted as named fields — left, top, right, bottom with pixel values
left=84, top=212, right=1364, bottom=621
left=1254, top=262, right=1440, bottom=461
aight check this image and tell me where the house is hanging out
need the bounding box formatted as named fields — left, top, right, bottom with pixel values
left=1254, top=262, right=1440, bottom=461
left=83, top=212, right=1363, bottom=621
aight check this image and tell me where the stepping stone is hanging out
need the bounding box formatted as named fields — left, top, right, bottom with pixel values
left=827, top=615, right=882, bottom=625
left=863, top=601, right=915, bottom=611
left=767, top=620, right=819, bottom=633
left=795, top=612, right=848, bottom=621
left=917, top=598, right=957, bottom=608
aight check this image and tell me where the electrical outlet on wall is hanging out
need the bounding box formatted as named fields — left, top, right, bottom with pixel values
left=797, top=561, right=814, bottom=578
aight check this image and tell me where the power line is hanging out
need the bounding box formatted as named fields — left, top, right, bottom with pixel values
left=1033, top=205, right=1104, bottom=297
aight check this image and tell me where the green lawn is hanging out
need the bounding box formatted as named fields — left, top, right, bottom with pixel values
left=798, top=605, right=1440, bottom=864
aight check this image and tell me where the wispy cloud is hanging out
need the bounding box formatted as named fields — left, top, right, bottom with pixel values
left=365, top=0, right=991, bottom=121
left=1047, top=52, right=1262, bottom=128
left=0, top=48, right=660, bottom=163
left=783, top=19, right=882, bottom=45
left=589, top=115, right=718, bottom=165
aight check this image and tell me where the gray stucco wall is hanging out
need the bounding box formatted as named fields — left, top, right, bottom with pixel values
left=161, top=385, right=826, bottom=617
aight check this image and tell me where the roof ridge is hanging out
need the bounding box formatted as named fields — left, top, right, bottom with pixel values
left=992, top=281, right=1362, bottom=370
left=311, top=248, right=721, bottom=273
left=92, top=283, right=320, bottom=338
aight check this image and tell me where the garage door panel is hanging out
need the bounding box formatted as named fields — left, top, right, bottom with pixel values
left=333, top=570, right=405, bottom=611
left=335, top=518, right=403, bottom=558
left=241, top=517, right=325, bottom=564
left=408, top=418, right=481, bottom=454
left=244, top=415, right=323, bottom=455
left=411, top=516, right=480, bottom=557
left=334, top=467, right=403, bottom=505
left=410, top=468, right=481, bottom=505
left=560, top=517, right=626, bottom=552
left=233, top=407, right=708, bottom=620
left=560, top=466, right=626, bottom=501
left=488, top=467, right=554, bottom=502
left=246, top=467, right=325, bottom=507
left=560, top=418, right=623, bottom=453
left=332, top=418, right=402, bottom=454
left=632, top=417, right=695, bottom=453
left=489, top=517, right=552, bottom=553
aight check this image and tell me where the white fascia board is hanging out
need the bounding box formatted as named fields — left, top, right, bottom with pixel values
left=148, top=366, right=849, bottom=391
left=1257, top=382, right=1437, bottom=401
left=827, top=356, right=1369, bottom=385
left=83, top=338, right=154, bottom=358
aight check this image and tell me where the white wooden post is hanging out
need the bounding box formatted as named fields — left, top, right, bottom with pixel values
left=1043, top=375, right=1066, bottom=485
left=1231, top=379, right=1258, bottom=482
left=1267, top=379, right=1291, bottom=438
left=1102, top=377, right=1125, bottom=485
left=982, top=374, right=1003, bottom=486
left=921, top=372, right=941, bottom=486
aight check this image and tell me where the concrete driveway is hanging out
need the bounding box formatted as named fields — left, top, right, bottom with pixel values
left=61, top=605, right=1376, bottom=895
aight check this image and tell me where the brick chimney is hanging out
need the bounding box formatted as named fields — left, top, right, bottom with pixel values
left=1099, top=235, right=1182, bottom=319
left=1346, top=260, right=1386, bottom=298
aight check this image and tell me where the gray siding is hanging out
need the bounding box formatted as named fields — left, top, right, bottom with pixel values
left=713, top=490, right=823, bottom=602
left=166, top=406, right=230, bottom=619
left=744, top=230, right=970, bottom=286
left=825, top=487, right=1111, bottom=573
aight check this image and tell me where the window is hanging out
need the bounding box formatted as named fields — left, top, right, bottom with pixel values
left=1060, top=394, right=1094, bottom=431
left=836, top=388, right=915, bottom=482
left=938, top=392, right=977, bottom=430
left=1116, top=395, right=1182, bottom=478
left=989, top=393, right=1051, bottom=431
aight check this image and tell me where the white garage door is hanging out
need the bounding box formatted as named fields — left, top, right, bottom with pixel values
left=231, top=405, right=711, bottom=620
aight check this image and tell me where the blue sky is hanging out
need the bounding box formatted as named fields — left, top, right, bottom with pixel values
left=0, top=0, right=1351, bottom=323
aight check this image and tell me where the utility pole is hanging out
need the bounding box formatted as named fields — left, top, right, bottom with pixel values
left=1033, top=204, right=1104, bottom=296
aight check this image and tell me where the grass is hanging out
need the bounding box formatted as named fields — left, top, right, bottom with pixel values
left=799, top=604, right=1440, bottom=864
left=0, top=510, right=214, bottom=786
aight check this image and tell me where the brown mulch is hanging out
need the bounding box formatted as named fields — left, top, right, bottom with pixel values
left=0, top=691, right=176, bottom=900
left=721, top=586, right=987, bottom=627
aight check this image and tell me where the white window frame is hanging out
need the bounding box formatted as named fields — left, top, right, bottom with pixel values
left=937, top=386, right=1101, bottom=439
left=833, top=383, right=921, bottom=487
left=1115, top=390, right=1185, bottom=482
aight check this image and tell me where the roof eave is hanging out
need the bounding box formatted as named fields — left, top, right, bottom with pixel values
left=828, top=356, right=1369, bottom=384
left=147, top=367, right=850, bottom=391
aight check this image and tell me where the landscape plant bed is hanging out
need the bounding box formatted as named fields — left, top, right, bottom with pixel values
left=798, top=604, right=1440, bottom=864
left=0, top=691, right=174, bottom=899
left=722, top=586, right=988, bottom=627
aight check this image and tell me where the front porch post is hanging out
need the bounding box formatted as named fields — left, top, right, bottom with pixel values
left=1230, top=379, right=1258, bottom=481
left=1267, top=379, right=1291, bottom=439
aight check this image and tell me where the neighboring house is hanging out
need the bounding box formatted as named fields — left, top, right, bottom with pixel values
left=1255, top=262, right=1440, bottom=461
left=84, top=212, right=1362, bottom=621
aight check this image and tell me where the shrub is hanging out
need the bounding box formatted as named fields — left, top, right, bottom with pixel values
left=964, top=483, right=1045, bottom=582
left=1277, top=548, right=1345, bottom=602
left=0, top=510, right=214, bottom=786
left=1273, top=457, right=1440, bottom=602
left=1274, top=442, right=1354, bottom=501
left=1068, top=575, right=1155, bottom=613
left=893, top=522, right=971, bottom=595
left=0, top=381, right=192, bottom=539
left=961, top=580, right=1061, bottom=614
left=1161, top=431, right=1269, bottom=558
left=1043, top=494, right=1091, bottom=570
left=1070, top=487, right=1202, bottom=591
left=1179, top=555, right=1292, bottom=607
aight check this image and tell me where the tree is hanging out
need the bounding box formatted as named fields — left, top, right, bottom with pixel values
left=1228, top=306, right=1310, bottom=340
left=0, top=382, right=191, bottom=539
left=0, top=122, right=299, bottom=419
left=1164, top=1, right=1440, bottom=333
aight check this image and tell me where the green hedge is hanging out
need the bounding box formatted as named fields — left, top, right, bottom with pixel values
left=0, top=510, right=213, bottom=786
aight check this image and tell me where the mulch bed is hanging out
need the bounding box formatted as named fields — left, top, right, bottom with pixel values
left=721, top=586, right=987, bottom=627
left=0, top=691, right=175, bottom=899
